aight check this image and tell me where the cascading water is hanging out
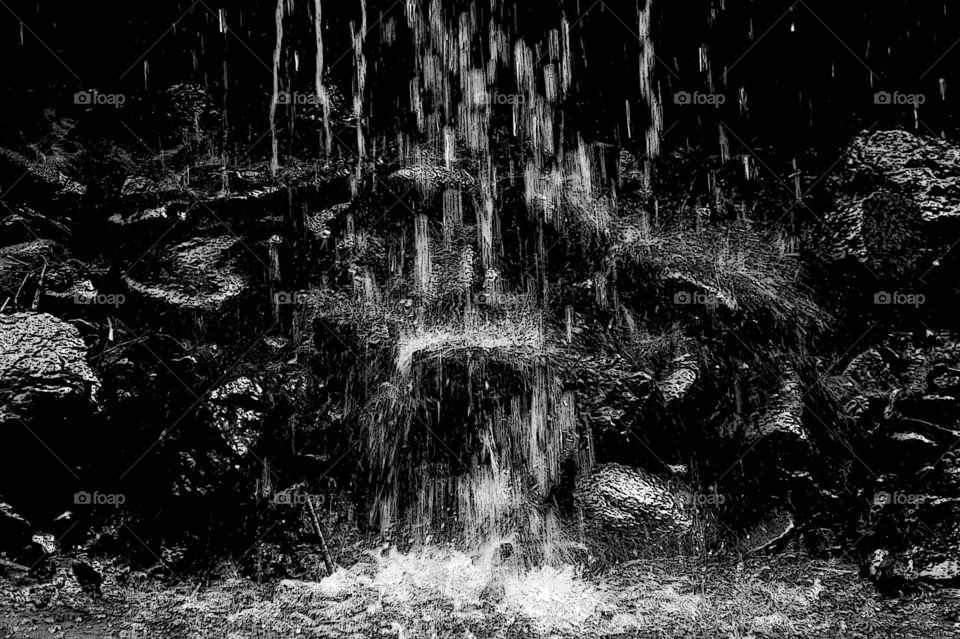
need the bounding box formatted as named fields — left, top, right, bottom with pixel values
left=280, top=0, right=662, bottom=560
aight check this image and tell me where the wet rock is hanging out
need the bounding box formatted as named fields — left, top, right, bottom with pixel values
left=108, top=199, right=191, bottom=229
left=0, top=312, right=100, bottom=420
left=386, top=163, right=478, bottom=203
left=743, top=508, right=796, bottom=554
left=820, top=130, right=960, bottom=277
left=205, top=376, right=267, bottom=458
left=574, top=463, right=692, bottom=536
left=0, top=146, right=85, bottom=202
left=744, top=369, right=807, bottom=443
left=844, top=130, right=960, bottom=225
left=306, top=203, right=349, bottom=241
left=862, top=494, right=960, bottom=589
left=832, top=348, right=902, bottom=431
left=123, top=235, right=251, bottom=317
left=657, top=352, right=699, bottom=406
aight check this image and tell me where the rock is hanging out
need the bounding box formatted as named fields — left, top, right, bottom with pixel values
left=743, top=508, right=796, bottom=554
left=108, top=199, right=191, bottom=229
left=0, top=147, right=85, bottom=201
left=306, top=203, right=349, bottom=241
left=123, top=235, right=251, bottom=316
left=205, top=376, right=266, bottom=458
left=744, top=369, right=807, bottom=443
left=386, top=164, right=478, bottom=202
left=820, top=130, right=960, bottom=277
left=658, top=353, right=699, bottom=406
left=845, top=130, right=960, bottom=225
left=0, top=502, right=31, bottom=554
left=574, top=463, right=692, bottom=536
left=0, top=312, right=100, bottom=420
left=862, top=496, right=960, bottom=589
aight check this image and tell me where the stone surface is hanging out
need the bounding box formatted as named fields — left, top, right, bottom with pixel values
left=574, top=463, right=692, bottom=536
left=0, top=312, right=100, bottom=420
left=205, top=376, right=266, bottom=458
left=123, top=235, right=249, bottom=313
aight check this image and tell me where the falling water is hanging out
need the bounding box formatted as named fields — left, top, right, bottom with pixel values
left=269, top=0, right=285, bottom=176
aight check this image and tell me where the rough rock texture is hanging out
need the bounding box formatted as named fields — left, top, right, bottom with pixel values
left=822, top=130, right=960, bottom=278
left=205, top=376, right=266, bottom=458
left=848, top=333, right=960, bottom=587
left=743, top=508, right=796, bottom=554
left=0, top=147, right=86, bottom=199
left=123, top=235, right=250, bottom=313
left=846, top=130, right=960, bottom=224
left=745, top=369, right=807, bottom=443
left=574, top=463, right=692, bottom=536
left=0, top=312, right=100, bottom=420
left=657, top=352, right=699, bottom=406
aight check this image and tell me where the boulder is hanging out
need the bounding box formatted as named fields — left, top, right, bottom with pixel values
left=844, top=130, right=960, bottom=225
left=205, top=376, right=267, bottom=458
left=0, top=312, right=100, bottom=420
left=123, top=235, right=251, bottom=318
left=574, top=463, right=692, bottom=536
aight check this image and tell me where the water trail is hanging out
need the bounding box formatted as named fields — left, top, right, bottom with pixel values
left=269, top=0, right=285, bottom=176
left=314, top=0, right=332, bottom=155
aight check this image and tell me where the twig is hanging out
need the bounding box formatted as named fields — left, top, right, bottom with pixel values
left=31, top=259, right=48, bottom=310
left=0, top=557, right=30, bottom=572
left=305, top=498, right=336, bottom=576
